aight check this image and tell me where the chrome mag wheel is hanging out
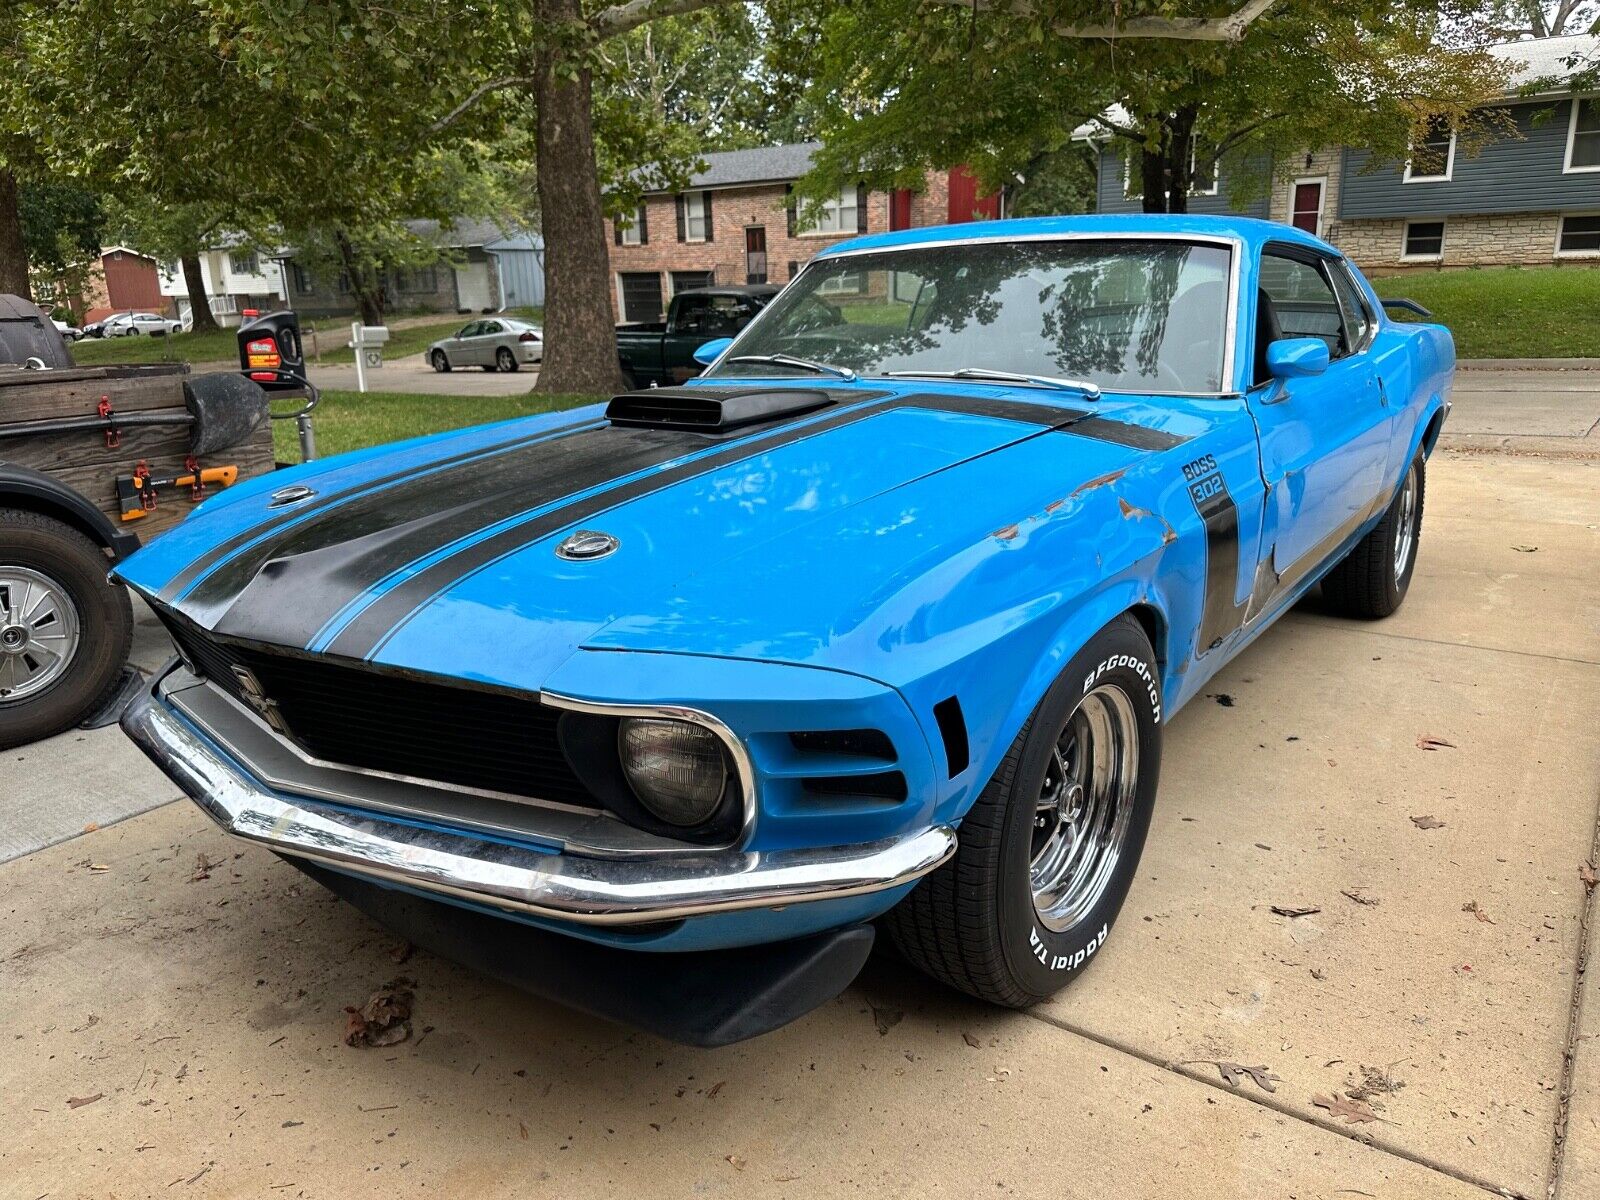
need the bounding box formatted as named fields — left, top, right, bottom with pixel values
left=1393, top=463, right=1419, bottom=582
left=0, top=565, right=82, bottom=702
left=1029, top=684, right=1139, bottom=933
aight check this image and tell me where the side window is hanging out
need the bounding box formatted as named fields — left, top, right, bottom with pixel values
left=673, top=295, right=714, bottom=333
left=1329, top=262, right=1374, bottom=351
left=1259, top=251, right=1350, bottom=361
left=458, top=321, right=483, bottom=338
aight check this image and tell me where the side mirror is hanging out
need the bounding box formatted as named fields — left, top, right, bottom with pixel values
left=693, top=336, right=733, bottom=367
left=1265, top=337, right=1330, bottom=380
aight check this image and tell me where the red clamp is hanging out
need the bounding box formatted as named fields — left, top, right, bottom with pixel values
left=135, top=459, right=156, bottom=511
left=98, top=395, right=120, bottom=449
left=185, top=454, right=205, bottom=500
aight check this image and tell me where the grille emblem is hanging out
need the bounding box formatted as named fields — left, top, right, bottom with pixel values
left=231, top=664, right=293, bottom=736
left=556, top=529, right=619, bottom=561
left=268, top=484, right=317, bottom=508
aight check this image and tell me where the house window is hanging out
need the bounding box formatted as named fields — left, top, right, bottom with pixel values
left=818, top=269, right=867, bottom=296
left=292, top=264, right=315, bottom=293
left=229, top=250, right=259, bottom=275
left=1123, top=144, right=1219, bottom=199
left=1402, top=220, right=1445, bottom=260
left=681, top=191, right=711, bottom=242
left=1404, top=117, right=1455, bottom=182
left=804, top=187, right=859, bottom=235
left=670, top=270, right=715, bottom=294
left=618, top=271, right=663, bottom=322
left=1558, top=214, right=1600, bottom=255
left=1566, top=98, right=1600, bottom=172
left=619, top=206, right=646, bottom=246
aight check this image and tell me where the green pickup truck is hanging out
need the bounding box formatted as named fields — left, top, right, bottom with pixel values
left=616, top=285, right=779, bottom=388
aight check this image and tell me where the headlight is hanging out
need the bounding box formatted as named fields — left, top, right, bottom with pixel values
left=617, top=718, right=729, bottom=826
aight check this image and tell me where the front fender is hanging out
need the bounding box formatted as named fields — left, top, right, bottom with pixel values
left=0, top=461, right=141, bottom=559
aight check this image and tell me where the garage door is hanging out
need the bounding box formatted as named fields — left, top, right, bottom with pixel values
left=453, top=261, right=493, bottom=312
left=619, top=272, right=663, bottom=323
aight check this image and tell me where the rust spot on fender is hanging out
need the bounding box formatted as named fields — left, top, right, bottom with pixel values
left=1160, top=521, right=1178, bottom=545
left=1044, top=499, right=1066, bottom=514
left=992, top=524, right=1020, bottom=541
left=1118, top=497, right=1153, bottom=520
left=1070, top=468, right=1126, bottom=498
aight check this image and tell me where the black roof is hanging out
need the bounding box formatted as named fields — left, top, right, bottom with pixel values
left=681, top=285, right=781, bottom=299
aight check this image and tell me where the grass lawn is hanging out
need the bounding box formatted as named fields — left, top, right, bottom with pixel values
left=272, top=388, right=603, bottom=461
left=1372, top=266, right=1600, bottom=359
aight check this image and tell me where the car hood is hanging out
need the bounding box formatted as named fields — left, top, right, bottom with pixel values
left=118, top=385, right=1193, bottom=691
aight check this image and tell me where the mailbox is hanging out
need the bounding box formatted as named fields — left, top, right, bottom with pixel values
left=237, top=310, right=306, bottom=391
left=347, top=323, right=391, bottom=393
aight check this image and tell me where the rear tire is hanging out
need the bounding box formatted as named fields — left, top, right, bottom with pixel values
left=1320, top=453, right=1425, bottom=619
left=886, top=614, right=1162, bottom=1007
left=0, top=509, right=133, bottom=749
left=496, top=347, right=518, bottom=373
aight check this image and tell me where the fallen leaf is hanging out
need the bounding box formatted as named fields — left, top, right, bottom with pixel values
left=389, top=942, right=414, bottom=965
left=1312, top=1093, right=1378, bottom=1124
left=725, top=1154, right=746, bottom=1170
left=707, top=1081, right=725, bottom=1098
left=88, top=863, right=109, bottom=873
left=1410, top=815, right=1445, bottom=830
left=1462, top=900, right=1495, bottom=924
left=190, top=853, right=219, bottom=882
left=1581, top=862, right=1597, bottom=891
left=343, top=977, right=415, bottom=1049
left=1310, top=968, right=1327, bottom=981
left=518, top=1120, right=528, bottom=1140
left=1341, top=888, right=1380, bottom=907
left=1415, top=734, right=1456, bottom=751
left=962, top=1031, right=981, bottom=1049
left=1270, top=905, right=1321, bottom=918
left=82, top=822, right=98, bottom=833
left=1216, top=1062, right=1280, bottom=1093
left=67, top=1093, right=103, bottom=1109
left=870, top=1004, right=903, bottom=1036
left=1512, top=544, right=1538, bottom=553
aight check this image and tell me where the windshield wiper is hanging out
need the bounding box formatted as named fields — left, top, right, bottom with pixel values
left=725, top=353, right=857, bottom=381
left=882, top=367, right=1101, bottom=399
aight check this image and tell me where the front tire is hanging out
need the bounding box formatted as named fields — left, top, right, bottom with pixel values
left=886, top=614, right=1162, bottom=1007
left=431, top=350, right=451, bottom=373
left=1320, top=453, right=1425, bottom=619
left=0, top=510, right=133, bottom=749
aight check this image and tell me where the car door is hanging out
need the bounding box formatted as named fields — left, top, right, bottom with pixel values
left=453, top=320, right=484, bottom=365
left=1246, top=243, right=1392, bottom=581
left=480, top=320, right=506, bottom=364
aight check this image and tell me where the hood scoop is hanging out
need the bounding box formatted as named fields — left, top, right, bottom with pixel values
left=605, top=385, right=834, bottom=433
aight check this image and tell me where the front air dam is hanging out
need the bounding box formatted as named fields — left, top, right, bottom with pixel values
left=290, top=859, right=877, bottom=1047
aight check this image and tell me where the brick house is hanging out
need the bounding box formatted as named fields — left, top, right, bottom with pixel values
left=33, top=246, right=172, bottom=323
left=1085, top=33, right=1600, bottom=271
left=605, top=143, right=1001, bottom=322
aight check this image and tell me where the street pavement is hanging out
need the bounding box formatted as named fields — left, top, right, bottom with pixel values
left=195, top=352, right=545, bottom=396
left=1, top=367, right=1597, bottom=1198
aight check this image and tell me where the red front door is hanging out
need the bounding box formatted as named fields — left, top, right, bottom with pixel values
left=890, top=189, right=913, bottom=231
left=744, top=227, right=767, bottom=284
left=947, top=167, right=1001, bottom=223
left=1291, top=181, right=1324, bottom=235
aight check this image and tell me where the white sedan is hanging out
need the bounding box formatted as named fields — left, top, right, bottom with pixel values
left=104, top=312, right=183, bottom=337
left=428, top=317, right=543, bottom=372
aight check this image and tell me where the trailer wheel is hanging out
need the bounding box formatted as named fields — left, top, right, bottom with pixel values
left=0, top=509, right=132, bottom=749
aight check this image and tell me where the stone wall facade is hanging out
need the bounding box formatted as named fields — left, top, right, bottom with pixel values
left=1267, top=149, right=1344, bottom=239
left=1331, top=211, right=1595, bottom=270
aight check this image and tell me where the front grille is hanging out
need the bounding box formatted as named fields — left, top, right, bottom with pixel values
left=165, top=618, right=594, bottom=808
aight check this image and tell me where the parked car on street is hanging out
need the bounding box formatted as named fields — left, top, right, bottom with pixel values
left=428, top=316, right=542, bottom=372
left=616, top=285, right=777, bottom=388
left=116, top=215, right=1453, bottom=1046
left=52, top=319, right=82, bottom=341
left=104, top=312, right=183, bottom=337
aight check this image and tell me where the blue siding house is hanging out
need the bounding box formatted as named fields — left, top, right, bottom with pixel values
left=1084, top=33, right=1600, bottom=270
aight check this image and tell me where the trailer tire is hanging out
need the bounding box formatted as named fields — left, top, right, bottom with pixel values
left=0, top=508, right=132, bottom=749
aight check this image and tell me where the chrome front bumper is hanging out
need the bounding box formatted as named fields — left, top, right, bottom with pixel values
left=122, top=688, right=957, bottom=927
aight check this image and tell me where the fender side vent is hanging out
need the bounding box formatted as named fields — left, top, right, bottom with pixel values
left=606, top=386, right=834, bottom=432
left=802, top=772, right=908, bottom=803
left=933, top=696, right=969, bottom=778
left=789, top=728, right=896, bottom=760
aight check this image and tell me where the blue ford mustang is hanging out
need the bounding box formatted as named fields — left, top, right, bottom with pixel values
left=117, top=215, right=1453, bottom=1044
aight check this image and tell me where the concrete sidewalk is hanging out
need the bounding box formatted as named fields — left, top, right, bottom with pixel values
left=1442, top=365, right=1600, bottom=457
left=1, top=446, right=1597, bottom=1199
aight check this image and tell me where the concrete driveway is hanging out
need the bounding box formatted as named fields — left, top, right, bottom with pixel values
left=2, top=382, right=1597, bottom=1198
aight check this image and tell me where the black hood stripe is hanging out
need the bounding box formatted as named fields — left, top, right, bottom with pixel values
left=160, top=421, right=594, bottom=603
left=325, top=391, right=1113, bottom=660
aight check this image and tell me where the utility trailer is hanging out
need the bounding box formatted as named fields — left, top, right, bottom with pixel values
left=1, top=296, right=281, bottom=748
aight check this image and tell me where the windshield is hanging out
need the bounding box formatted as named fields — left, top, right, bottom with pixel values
left=706, top=239, right=1234, bottom=394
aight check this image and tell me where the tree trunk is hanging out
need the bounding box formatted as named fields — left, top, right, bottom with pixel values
left=1166, top=106, right=1197, bottom=215
left=182, top=251, right=221, bottom=333
left=1139, top=148, right=1168, bottom=214
left=0, top=168, right=33, bottom=302
left=533, top=0, right=627, bottom=395
left=334, top=230, right=385, bottom=326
